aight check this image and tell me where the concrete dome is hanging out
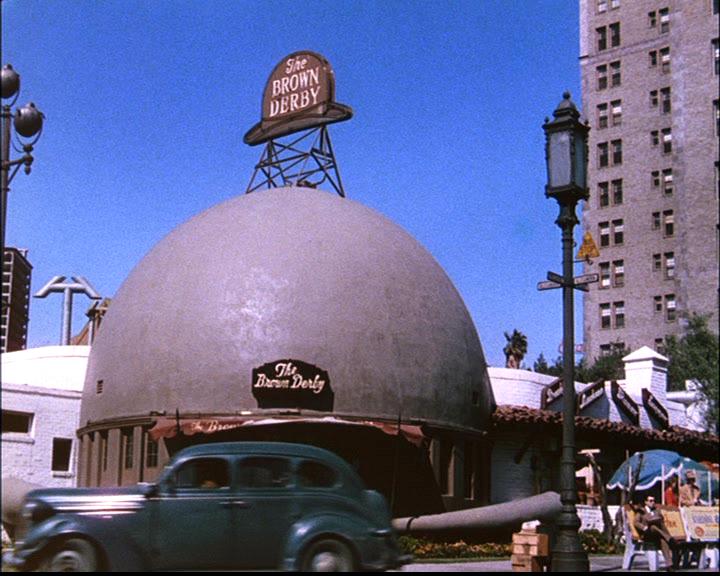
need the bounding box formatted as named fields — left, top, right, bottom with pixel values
left=81, top=187, right=494, bottom=430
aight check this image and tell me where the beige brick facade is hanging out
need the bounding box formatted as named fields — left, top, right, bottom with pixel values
left=580, top=0, right=719, bottom=361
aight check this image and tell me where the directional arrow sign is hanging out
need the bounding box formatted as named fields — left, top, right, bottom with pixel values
left=574, top=273, right=599, bottom=286
left=537, top=280, right=562, bottom=291
left=547, top=271, right=564, bottom=285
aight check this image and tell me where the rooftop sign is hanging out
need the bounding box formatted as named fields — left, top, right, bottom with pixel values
left=244, top=51, right=352, bottom=146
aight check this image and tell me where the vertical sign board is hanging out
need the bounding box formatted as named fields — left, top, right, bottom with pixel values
left=642, top=389, right=670, bottom=429
left=576, top=380, right=605, bottom=413
left=611, top=381, right=640, bottom=425
left=540, top=378, right=564, bottom=410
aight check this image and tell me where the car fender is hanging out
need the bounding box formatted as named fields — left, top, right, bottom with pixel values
left=18, top=514, right=148, bottom=571
left=283, top=512, right=374, bottom=570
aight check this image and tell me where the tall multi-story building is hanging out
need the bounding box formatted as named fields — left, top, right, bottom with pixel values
left=1, top=248, right=33, bottom=353
left=580, top=0, right=719, bottom=361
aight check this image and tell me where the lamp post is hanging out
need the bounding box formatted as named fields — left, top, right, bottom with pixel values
left=1, top=63, right=44, bottom=267
left=542, top=92, right=590, bottom=572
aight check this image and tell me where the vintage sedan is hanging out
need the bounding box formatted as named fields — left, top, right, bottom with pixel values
left=2, top=442, right=409, bottom=572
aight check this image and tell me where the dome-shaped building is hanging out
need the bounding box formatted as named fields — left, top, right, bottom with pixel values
left=77, top=186, right=495, bottom=515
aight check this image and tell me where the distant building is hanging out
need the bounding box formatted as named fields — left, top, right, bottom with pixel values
left=1, top=346, right=89, bottom=488
left=1, top=248, right=32, bottom=353
left=580, top=0, right=720, bottom=361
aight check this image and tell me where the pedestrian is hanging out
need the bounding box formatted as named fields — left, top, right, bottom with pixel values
left=664, top=476, right=679, bottom=507
left=633, top=495, right=677, bottom=570
left=679, top=470, right=701, bottom=506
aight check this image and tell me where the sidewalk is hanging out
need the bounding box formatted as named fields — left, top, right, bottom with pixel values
left=400, top=554, right=717, bottom=572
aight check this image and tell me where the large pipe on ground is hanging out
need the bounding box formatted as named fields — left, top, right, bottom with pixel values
left=392, top=491, right=562, bottom=534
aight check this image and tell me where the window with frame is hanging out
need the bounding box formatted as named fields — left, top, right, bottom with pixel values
left=1, top=410, right=34, bottom=434
left=660, top=47, right=670, bottom=72
left=660, top=87, right=671, bottom=114
left=650, top=50, right=659, bottom=67
left=611, top=100, right=622, bottom=126
left=597, top=64, right=608, bottom=90
left=122, top=428, right=134, bottom=470
left=612, top=219, right=624, bottom=245
left=648, top=10, right=657, bottom=27
left=597, top=26, right=608, bottom=51
left=600, top=303, right=612, bottom=329
left=662, top=128, right=672, bottom=154
left=663, top=210, right=674, bottom=236
left=651, top=130, right=660, bottom=147
left=653, top=253, right=662, bottom=272
left=662, top=169, right=673, bottom=195
left=665, top=294, right=676, bottom=322
left=597, top=103, right=609, bottom=129
left=650, top=89, right=659, bottom=108
left=598, top=142, right=609, bottom=168
left=664, top=252, right=675, bottom=279
left=610, top=0, right=620, bottom=8
left=654, top=295, right=663, bottom=313
left=599, top=222, right=610, bottom=247
left=100, top=431, right=108, bottom=472
left=655, top=338, right=666, bottom=354
left=659, top=8, right=669, bottom=33
left=598, top=0, right=608, bottom=12
left=612, top=260, right=624, bottom=286
left=598, top=181, right=610, bottom=207
left=145, top=432, right=159, bottom=469
left=610, top=60, right=621, bottom=86
left=714, top=99, right=720, bottom=136
left=714, top=0, right=719, bottom=16
left=613, top=301, right=625, bottom=328
left=612, top=179, right=623, bottom=204
left=52, top=438, right=73, bottom=472
left=612, top=139, right=622, bottom=164
left=600, top=262, right=611, bottom=288
left=652, top=170, right=661, bottom=188
left=714, top=39, right=720, bottom=75
left=652, top=211, right=661, bottom=230
left=610, top=23, right=621, bottom=47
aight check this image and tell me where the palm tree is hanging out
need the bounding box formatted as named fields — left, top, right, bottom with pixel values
left=504, top=329, right=528, bottom=369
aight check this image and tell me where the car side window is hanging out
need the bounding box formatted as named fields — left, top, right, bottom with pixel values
left=174, top=457, right=230, bottom=490
left=297, top=460, right=339, bottom=489
left=237, top=457, right=291, bottom=489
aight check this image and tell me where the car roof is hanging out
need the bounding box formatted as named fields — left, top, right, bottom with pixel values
left=174, top=441, right=344, bottom=463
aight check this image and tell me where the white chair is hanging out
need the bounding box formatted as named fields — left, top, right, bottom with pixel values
left=621, top=505, right=664, bottom=571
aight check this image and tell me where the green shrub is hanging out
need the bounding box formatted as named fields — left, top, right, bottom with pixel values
left=397, top=536, right=511, bottom=559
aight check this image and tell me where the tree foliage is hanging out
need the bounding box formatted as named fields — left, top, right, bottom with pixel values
left=533, top=345, right=627, bottom=383
left=664, top=314, right=719, bottom=433
left=503, top=329, right=528, bottom=369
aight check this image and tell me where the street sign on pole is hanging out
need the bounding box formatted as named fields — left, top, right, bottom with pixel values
left=538, top=280, right=562, bottom=291
left=573, top=273, right=599, bottom=286
left=547, top=271, right=564, bottom=285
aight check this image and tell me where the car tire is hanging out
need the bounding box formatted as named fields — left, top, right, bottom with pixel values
left=301, top=538, right=355, bottom=572
left=39, top=538, right=98, bottom=572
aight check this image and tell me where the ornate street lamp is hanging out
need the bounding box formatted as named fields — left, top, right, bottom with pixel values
left=543, top=92, right=590, bottom=572
left=1, top=63, right=44, bottom=264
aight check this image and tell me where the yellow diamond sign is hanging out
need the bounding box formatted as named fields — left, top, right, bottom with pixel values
left=576, top=232, right=600, bottom=261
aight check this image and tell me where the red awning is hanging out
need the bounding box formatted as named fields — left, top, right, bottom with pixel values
left=149, top=415, right=425, bottom=447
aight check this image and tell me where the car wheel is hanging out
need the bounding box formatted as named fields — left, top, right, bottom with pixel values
left=302, top=538, right=355, bottom=572
left=39, top=538, right=98, bottom=572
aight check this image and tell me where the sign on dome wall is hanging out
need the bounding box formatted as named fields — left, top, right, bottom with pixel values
left=252, top=359, right=334, bottom=411
left=244, top=51, right=352, bottom=146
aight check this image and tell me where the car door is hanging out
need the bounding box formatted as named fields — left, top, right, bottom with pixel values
left=151, top=456, right=236, bottom=570
left=232, top=455, right=299, bottom=569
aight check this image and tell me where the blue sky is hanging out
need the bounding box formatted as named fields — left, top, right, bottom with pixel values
left=3, top=0, right=584, bottom=367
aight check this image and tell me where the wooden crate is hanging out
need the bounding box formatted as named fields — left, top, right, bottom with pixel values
left=511, top=554, right=545, bottom=572
left=512, top=532, right=550, bottom=557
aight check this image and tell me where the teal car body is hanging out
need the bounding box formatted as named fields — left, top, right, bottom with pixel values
left=3, top=442, right=408, bottom=572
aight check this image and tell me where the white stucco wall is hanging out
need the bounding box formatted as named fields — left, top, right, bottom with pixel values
left=1, top=346, right=89, bottom=488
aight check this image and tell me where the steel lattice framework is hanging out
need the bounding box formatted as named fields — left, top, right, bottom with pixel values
left=246, top=126, right=346, bottom=197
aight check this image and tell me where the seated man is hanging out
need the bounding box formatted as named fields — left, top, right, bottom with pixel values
left=633, top=496, right=677, bottom=570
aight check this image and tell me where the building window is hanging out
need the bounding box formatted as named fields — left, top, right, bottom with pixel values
left=612, top=179, right=623, bottom=204
left=612, top=139, right=622, bottom=164
left=122, top=428, right=134, bottom=470
left=648, top=10, right=657, bottom=27
left=651, top=130, right=660, bottom=147
left=611, top=100, right=622, bottom=126
left=600, top=262, right=611, bottom=288
left=662, top=169, right=673, bottom=195
left=652, top=170, right=661, bottom=188
left=660, top=87, right=671, bottom=114
left=654, top=295, right=663, bottom=313
left=597, top=64, right=608, bottom=90
left=664, top=252, right=675, bottom=279
left=650, top=90, right=659, bottom=108
left=100, top=431, right=108, bottom=472
left=599, top=222, right=610, bottom=247
left=650, top=50, right=658, bottom=67
left=613, top=301, right=625, bottom=328
left=612, top=260, right=624, bottom=286
left=146, top=434, right=159, bottom=469
left=714, top=99, right=720, bottom=136
left=610, top=23, right=621, bottom=47
left=597, top=26, right=608, bottom=51
left=597, top=103, right=608, bottom=129
left=598, top=142, right=609, bottom=168
left=655, top=338, right=666, bottom=354
left=612, top=219, right=624, bottom=245
left=661, top=128, right=672, bottom=154
left=600, top=303, right=612, bottom=329
left=598, top=182, right=610, bottom=207
left=610, top=0, right=620, bottom=8
left=1, top=410, right=34, bottom=434
left=660, top=47, right=671, bottom=72
left=659, top=8, right=670, bottom=33
left=714, top=0, right=719, bottom=16
left=714, top=39, right=720, bottom=75
left=663, top=210, right=674, bottom=236
left=652, top=211, right=661, bottom=230
left=96, top=379, right=104, bottom=395
left=653, top=253, right=662, bottom=272
left=598, top=0, right=608, bottom=12
left=52, top=438, right=73, bottom=472
left=610, top=60, right=621, bottom=86
left=665, top=294, right=676, bottom=322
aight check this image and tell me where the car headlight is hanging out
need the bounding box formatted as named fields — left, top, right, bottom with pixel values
left=21, top=499, right=54, bottom=524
